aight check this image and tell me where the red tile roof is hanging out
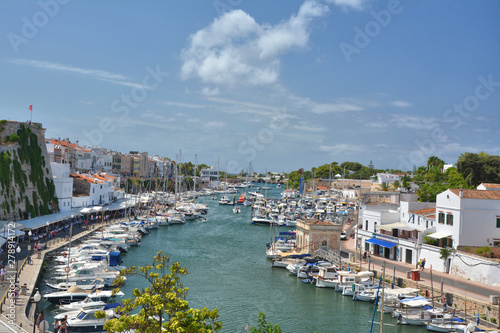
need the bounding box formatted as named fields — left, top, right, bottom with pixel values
left=480, top=183, right=500, bottom=189
left=450, top=189, right=500, bottom=200
left=410, top=208, right=435, bottom=215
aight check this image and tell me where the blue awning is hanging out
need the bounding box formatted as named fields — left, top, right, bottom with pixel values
left=365, top=238, right=397, bottom=248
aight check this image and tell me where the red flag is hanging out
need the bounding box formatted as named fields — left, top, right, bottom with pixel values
left=29, top=105, right=32, bottom=111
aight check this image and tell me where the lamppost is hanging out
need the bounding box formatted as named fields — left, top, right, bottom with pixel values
left=32, top=289, right=41, bottom=333
left=28, top=230, right=32, bottom=242
left=15, top=246, right=21, bottom=283
left=45, top=221, right=49, bottom=241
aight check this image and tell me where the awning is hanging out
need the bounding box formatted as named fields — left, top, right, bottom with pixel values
left=427, top=231, right=452, bottom=239
left=365, top=238, right=397, bottom=248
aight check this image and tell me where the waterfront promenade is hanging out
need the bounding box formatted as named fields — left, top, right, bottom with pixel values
left=0, top=220, right=117, bottom=332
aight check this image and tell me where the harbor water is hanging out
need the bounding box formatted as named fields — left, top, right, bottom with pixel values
left=39, top=186, right=424, bottom=332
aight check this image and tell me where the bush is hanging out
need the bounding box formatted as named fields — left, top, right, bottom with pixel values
left=8, top=134, right=20, bottom=143
left=475, top=246, right=491, bottom=255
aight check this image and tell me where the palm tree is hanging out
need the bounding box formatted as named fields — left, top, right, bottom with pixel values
left=376, top=182, right=392, bottom=191
left=427, top=156, right=445, bottom=171
left=392, top=180, right=401, bottom=190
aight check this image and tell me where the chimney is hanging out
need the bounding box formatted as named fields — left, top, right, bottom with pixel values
left=459, top=185, right=463, bottom=198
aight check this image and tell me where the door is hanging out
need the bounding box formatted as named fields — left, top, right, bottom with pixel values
left=405, top=249, right=412, bottom=264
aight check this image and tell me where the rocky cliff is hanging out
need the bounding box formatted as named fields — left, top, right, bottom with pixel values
left=0, top=120, right=58, bottom=221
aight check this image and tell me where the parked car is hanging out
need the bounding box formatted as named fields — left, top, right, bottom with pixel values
left=340, top=231, right=347, bottom=240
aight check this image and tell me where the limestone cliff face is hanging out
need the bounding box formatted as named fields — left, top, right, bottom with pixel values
left=0, top=120, right=58, bottom=221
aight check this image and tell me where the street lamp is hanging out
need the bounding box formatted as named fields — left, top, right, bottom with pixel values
left=28, top=230, right=32, bottom=242
left=32, top=289, right=41, bottom=333
left=46, top=221, right=49, bottom=240
left=15, top=246, right=21, bottom=283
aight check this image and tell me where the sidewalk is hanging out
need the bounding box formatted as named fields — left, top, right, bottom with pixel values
left=0, top=219, right=122, bottom=332
left=342, top=236, right=498, bottom=304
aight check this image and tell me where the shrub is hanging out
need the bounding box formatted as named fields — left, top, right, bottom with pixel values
left=475, top=246, right=491, bottom=255
left=8, top=134, right=20, bottom=143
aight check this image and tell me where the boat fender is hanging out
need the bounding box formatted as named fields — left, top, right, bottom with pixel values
left=424, top=289, right=429, bottom=298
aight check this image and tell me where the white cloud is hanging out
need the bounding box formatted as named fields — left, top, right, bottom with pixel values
left=318, top=143, right=364, bottom=154
left=181, top=1, right=329, bottom=86
left=324, top=0, right=369, bottom=11
left=389, top=100, right=412, bottom=108
left=9, top=59, right=143, bottom=88
left=293, top=122, right=327, bottom=132
left=163, top=101, right=207, bottom=109
left=391, top=114, right=438, bottom=130
left=201, top=87, right=220, bottom=96
left=310, top=102, right=364, bottom=114
left=204, top=121, right=226, bottom=130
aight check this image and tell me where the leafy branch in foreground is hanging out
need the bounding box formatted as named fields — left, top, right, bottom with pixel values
left=96, top=251, right=222, bottom=332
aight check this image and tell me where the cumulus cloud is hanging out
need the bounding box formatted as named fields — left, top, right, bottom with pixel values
left=181, top=0, right=329, bottom=86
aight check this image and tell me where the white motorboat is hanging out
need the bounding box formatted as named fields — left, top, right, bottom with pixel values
left=44, top=286, right=123, bottom=305
left=65, top=305, right=120, bottom=332
left=233, top=207, right=241, bottom=214
left=46, top=278, right=107, bottom=291
left=57, top=294, right=115, bottom=311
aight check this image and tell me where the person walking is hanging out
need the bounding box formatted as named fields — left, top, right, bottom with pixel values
left=420, top=258, right=426, bottom=271
left=36, top=310, right=44, bottom=332
left=417, top=258, right=422, bottom=270
left=0, top=266, right=5, bottom=286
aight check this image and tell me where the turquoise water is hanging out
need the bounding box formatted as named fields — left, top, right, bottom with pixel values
left=40, top=186, right=424, bottom=332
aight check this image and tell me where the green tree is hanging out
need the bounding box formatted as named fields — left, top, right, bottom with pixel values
left=427, top=156, right=445, bottom=171
left=98, top=251, right=222, bottom=332
left=249, top=312, right=282, bottom=333
left=457, top=152, right=500, bottom=187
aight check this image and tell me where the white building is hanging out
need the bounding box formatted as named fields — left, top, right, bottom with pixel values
left=434, top=188, right=500, bottom=248
left=50, top=162, right=73, bottom=212
left=376, top=173, right=402, bottom=184
left=200, top=167, right=220, bottom=188
left=358, top=204, right=400, bottom=259
left=91, top=149, right=113, bottom=173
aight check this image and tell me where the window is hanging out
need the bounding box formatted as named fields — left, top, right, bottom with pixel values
left=446, top=213, right=453, bottom=226
left=497, top=217, right=500, bottom=228
left=365, top=220, right=368, bottom=230
left=438, top=212, right=445, bottom=224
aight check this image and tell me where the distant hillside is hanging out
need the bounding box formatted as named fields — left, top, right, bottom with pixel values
left=0, top=120, right=58, bottom=221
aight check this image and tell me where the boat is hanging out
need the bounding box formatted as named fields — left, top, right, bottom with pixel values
left=57, top=293, right=112, bottom=311
left=46, top=278, right=107, bottom=291
left=65, top=304, right=120, bottom=332
left=236, top=193, right=246, bottom=205
left=44, top=286, right=123, bottom=305
left=233, top=207, right=241, bottom=214
left=219, top=195, right=232, bottom=205
left=397, top=308, right=452, bottom=326
left=251, top=217, right=276, bottom=226
left=426, top=317, right=467, bottom=332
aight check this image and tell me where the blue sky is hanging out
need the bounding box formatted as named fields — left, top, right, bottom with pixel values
left=1, top=0, right=499, bottom=173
